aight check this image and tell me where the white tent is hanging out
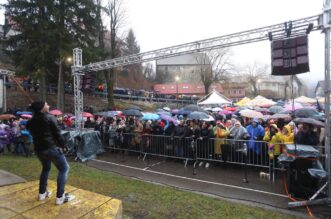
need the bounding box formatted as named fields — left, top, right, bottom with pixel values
left=197, top=90, right=231, bottom=105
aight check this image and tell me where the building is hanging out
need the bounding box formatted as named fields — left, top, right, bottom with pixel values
left=230, top=74, right=304, bottom=99
left=221, top=82, right=247, bottom=102
left=155, top=53, right=211, bottom=84
left=153, top=83, right=223, bottom=96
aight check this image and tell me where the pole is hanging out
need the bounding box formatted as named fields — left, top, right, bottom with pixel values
left=3, top=75, right=6, bottom=113
left=176, top=81, right=178, bottom=108
left=323, top=0, right=331, bottom=197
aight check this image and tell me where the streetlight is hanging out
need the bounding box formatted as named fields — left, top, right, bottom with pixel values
left=175, top=76, right=180, bottom=108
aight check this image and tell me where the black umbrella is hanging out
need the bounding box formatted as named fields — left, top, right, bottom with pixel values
left=126, top=105, right=142, bottom=111
left=294, top=108, right=319, bottom=118
left=269, top=113, right=291, bottom=120
left=269, top=106, right=284, bottom=114
left=187, top=111, right=210, bottom=120
left=122, top=109, right=143, bottom=117
left=294, top=117, right=325, bottom=127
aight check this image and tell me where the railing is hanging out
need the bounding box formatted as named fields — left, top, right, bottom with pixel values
left=102, top=132, right=271, bottom=169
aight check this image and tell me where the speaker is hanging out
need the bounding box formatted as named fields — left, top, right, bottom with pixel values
left=271, top=35, right=309, bottom=75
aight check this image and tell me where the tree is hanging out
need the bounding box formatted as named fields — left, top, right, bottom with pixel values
left=51, top=0, right=99, bottom=111
left=4, top=0, right=55, bottom=100
left=143, top=62, right=155, bottom=81
left=104, top=0, right=126, bottom=108
left=196, top=49, right=232, bottom=94
left=123, top=28, right=143, bottom=84
left=237, top=62, right=269, bottom=96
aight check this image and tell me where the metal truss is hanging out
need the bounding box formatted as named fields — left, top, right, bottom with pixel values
left=72, top=48, right=84, bottom=131
left=73, top=15, right=320, bottom=74
left=0, top=69, right=14, bottom=112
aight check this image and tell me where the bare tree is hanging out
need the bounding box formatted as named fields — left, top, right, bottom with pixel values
left=196, top=49, right=232, bottom=94
left=143, top=62, right=155, bottom=81
left=105, top=0, right=126, bottom=108
left=237, top=62, right=269, bottom=96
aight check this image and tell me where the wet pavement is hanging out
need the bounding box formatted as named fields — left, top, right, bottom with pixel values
left=87, top=152, right=331, bottom=219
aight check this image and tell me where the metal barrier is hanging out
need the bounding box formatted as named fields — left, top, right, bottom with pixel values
left=102, top=132, right=272, bottom=169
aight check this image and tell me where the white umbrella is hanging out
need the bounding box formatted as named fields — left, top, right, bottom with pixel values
left=239, top=109, right=263, bottom=119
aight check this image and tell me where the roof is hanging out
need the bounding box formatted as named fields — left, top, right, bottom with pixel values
left=156, top=53, right=211, bottom=66
left=315, top=80, right=330, bottom=93
left=197, top=90, right=231, bottom=105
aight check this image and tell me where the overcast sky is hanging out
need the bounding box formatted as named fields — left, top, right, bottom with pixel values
left=0, top=0, right=326, bottom=89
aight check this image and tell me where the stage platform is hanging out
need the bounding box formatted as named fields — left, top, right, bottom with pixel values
left=0, top=180, right=122, bottom=219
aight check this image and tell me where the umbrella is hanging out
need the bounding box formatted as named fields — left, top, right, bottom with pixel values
left=269, top=106, right=284, bottom=114
left=141, top=112, right=160, bottom=120
left=156, top=111, right=172, bottom=116
left=171, top=109, right=179, bottom=114
left=81, top=112, right=93, bottom=118
left=160, top=114, right=178, bottom=123
left=218, top=110, right=232, bottom=115
left=155, top=108, right=165, bottom=113
left=163, top=107, right=171, bottom=111
left=183, top=104, right=204, bottom=112
left=269, top=113, right=292, bottom=120
left=0, top=114, right=16, bottom=120
left=126, top=105, right=142, bottom=111
left=239, top=109, right=263, bottom=119
left=294, top=118, right=325, bottom=127
left=177, top=109, right=191, bottom=115
left=187, top=111, right=210, bottom=120
left=123, top=109, right=143, bottom=117
left=294, top=108, right=319, bottom=118
left=203, top=115, right=215, bottom=122
left=49, top=109, right=63, bottom=116
left=223, top=107, right=237, bottom=111
left=284, top=102, right=303, bottom=111
left=203, top=107, right=213, bottom=112
left=16, top=111, right=32, bottom=115
left=212, top=107, right=222, bottom=112
left=21, top=114, right=32, bottom=118
left=95, top=111, right=119, bottom=117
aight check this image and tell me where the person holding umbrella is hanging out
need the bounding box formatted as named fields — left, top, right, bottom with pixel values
left=295, top=122, right=319, bottom=146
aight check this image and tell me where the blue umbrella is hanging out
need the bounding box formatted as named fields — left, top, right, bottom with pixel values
left=16, top=111, right=32, bottom=115
left=141, top=112, right=160, bottom=120
left=156, top=111, right=172, bottom=116
left=178, top=109, right=191, bottom=115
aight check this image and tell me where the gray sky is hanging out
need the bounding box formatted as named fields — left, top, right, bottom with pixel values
left=0, top=0, right=326, bottom=89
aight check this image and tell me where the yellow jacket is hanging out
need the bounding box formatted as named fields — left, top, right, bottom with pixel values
left=214, top=126, right=230, bottom=154
left=263, top=124, right=282, bottom=157
left=279, top=125, right=294, bottom=145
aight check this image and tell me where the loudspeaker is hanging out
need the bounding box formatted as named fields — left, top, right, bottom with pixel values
left=271, top=35, right=309, bottom=75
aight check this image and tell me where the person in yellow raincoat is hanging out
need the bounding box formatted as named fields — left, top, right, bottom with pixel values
left=279, top=125, right=294, bottom=145
left=214, top=121, right=230, bottom=163
left=263, top=124, right=281, bottom=160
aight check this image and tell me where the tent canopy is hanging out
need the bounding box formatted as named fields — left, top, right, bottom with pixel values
left=294, top=96, right=316, bottom=104
left=235, top=97, right=251, bottom=106
left=245, top=95, right=276, bottom=107
left=197, top=90, right=231, bottom=105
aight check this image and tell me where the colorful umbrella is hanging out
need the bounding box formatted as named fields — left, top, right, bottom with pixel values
left=49, top=109, right=63, bottom=116
left=284, top=102, right=303, bottom=111
left=141, top=112, right=160, bottom=120
left=21, top=114, right=32, bottom=118
left=239, top=109, right=263, bottom=119
left=81, top=112, right=93, bottom=118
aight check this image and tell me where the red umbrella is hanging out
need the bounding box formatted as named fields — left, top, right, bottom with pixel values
left=49, top=109, right=63, bottom=116
left=0, top=114, right=16, bottom=120
left=224, top=107, right=237, bottom=111
left=81, top=112, right=93, bottom=118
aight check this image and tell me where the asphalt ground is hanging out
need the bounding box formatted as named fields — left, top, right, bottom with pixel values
left=85, top=151, right=331, bottom=218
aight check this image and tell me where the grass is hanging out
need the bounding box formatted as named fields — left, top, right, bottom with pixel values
left=0, top=155, right=300, bottom=218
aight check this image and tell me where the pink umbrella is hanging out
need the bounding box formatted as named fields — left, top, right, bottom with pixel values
left=49, top=109, right=63, bottom=116
left=21, top=114, right=32, bottom=118
left=81, top=112, right=93, bottom=118
left=284, top=102, right=303, bottom=111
